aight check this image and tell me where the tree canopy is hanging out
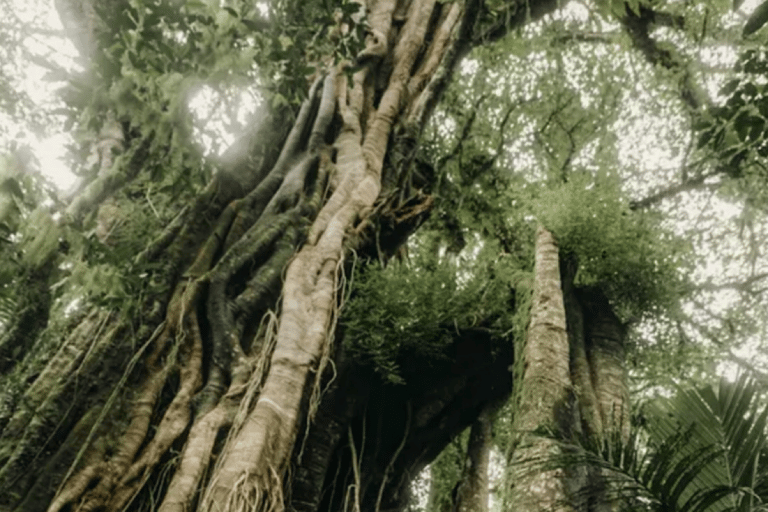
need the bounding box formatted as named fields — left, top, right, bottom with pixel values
left=2, top=0, right=768, bottom=511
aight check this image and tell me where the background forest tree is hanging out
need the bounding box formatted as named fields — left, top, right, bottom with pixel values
left=2, top=0, right=768, bottom=511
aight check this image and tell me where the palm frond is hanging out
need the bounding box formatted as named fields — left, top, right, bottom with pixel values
left=539, top=375, right=768, bottom=512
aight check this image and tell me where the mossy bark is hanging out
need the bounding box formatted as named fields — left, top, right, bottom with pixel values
left=507, top=226, right=577, bottom=512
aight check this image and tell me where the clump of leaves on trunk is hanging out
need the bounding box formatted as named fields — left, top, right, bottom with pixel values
left=535, top=172, right=691, bottom=322
left=342, top=236, right=525, bottom=384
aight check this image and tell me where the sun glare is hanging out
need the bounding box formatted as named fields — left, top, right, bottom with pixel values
left=187, top=83, right=264, bottom=158
left=33, top=133, right=77, bottom=192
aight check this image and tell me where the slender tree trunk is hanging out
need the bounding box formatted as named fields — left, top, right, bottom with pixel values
left=453, top=407, right=493, bottom=512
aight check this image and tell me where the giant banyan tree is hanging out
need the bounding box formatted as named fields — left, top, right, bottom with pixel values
left=0, top=0, right=578, bottom=511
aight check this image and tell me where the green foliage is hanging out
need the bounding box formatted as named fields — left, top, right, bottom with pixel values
left=535, top=173, right=689, bottom=321
left=0, top=152, right=51, bottom=329
left=695, top=48, right=768, bottom=185
left=645, top=374, right=768, bottom=510
left=20, top=209, right=58, bottom=268
left=744, top=0, right=768, bottom=36
left=342, top=237, right=525, bottom=384
left=561, top=374, right=768, bottom=512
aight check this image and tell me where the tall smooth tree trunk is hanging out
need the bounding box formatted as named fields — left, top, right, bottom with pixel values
left=508, top=226, right=577, bottom=512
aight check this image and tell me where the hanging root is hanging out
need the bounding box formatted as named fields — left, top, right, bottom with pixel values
left=216, top=467, right=285, bottom=512
left=347, top=427, right=363, bottom=512
left=157, top=310, right=281, bottom=512
left=157, top=405, right=229, bottom=512
left=221, top=75, right=326, bottom=251
left=47, top=462, right=106, bottom=512
left=184, top=199, right=242, bottom=279
left=195, top=311, right=282, bottom=511
left=232, top=311, right=280, bottom=431
left=156, top=313, right=279, bottom=512
left=109, top=308, right=204, bottom=509
left=302, top=252, right=346, bottom=446
left=48, top=278, right=208, bottom=512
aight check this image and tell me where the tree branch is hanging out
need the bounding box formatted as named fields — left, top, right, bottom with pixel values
left=619, top=5, right=707, bottom=112
left=629, top=170, right=720, bottom=209
left=471, top=0, right=566, bottom=46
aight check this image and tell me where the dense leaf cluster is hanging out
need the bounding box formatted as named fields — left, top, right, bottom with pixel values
left=342, top=238, right=525, bottom=384
left=696, top=49, right=768, bottom=177
left=536, top=173, right=690, bottom=321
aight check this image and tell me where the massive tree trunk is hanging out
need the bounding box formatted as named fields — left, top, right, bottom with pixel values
left=0, top=1, right=564, bottom=512
left=562, top=259, right=629, bottom=512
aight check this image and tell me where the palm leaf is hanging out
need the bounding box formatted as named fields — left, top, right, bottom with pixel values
left=641, top=375, right=768, bottom=510
left=744, top=0, right=768, bottom=36
left=0, top=292, right=15, bottom=333
left=545, top=375, right=768, bottom=512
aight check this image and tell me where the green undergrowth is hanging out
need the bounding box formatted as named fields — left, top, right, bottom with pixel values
left=342, top=239, right=529, bottom=385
